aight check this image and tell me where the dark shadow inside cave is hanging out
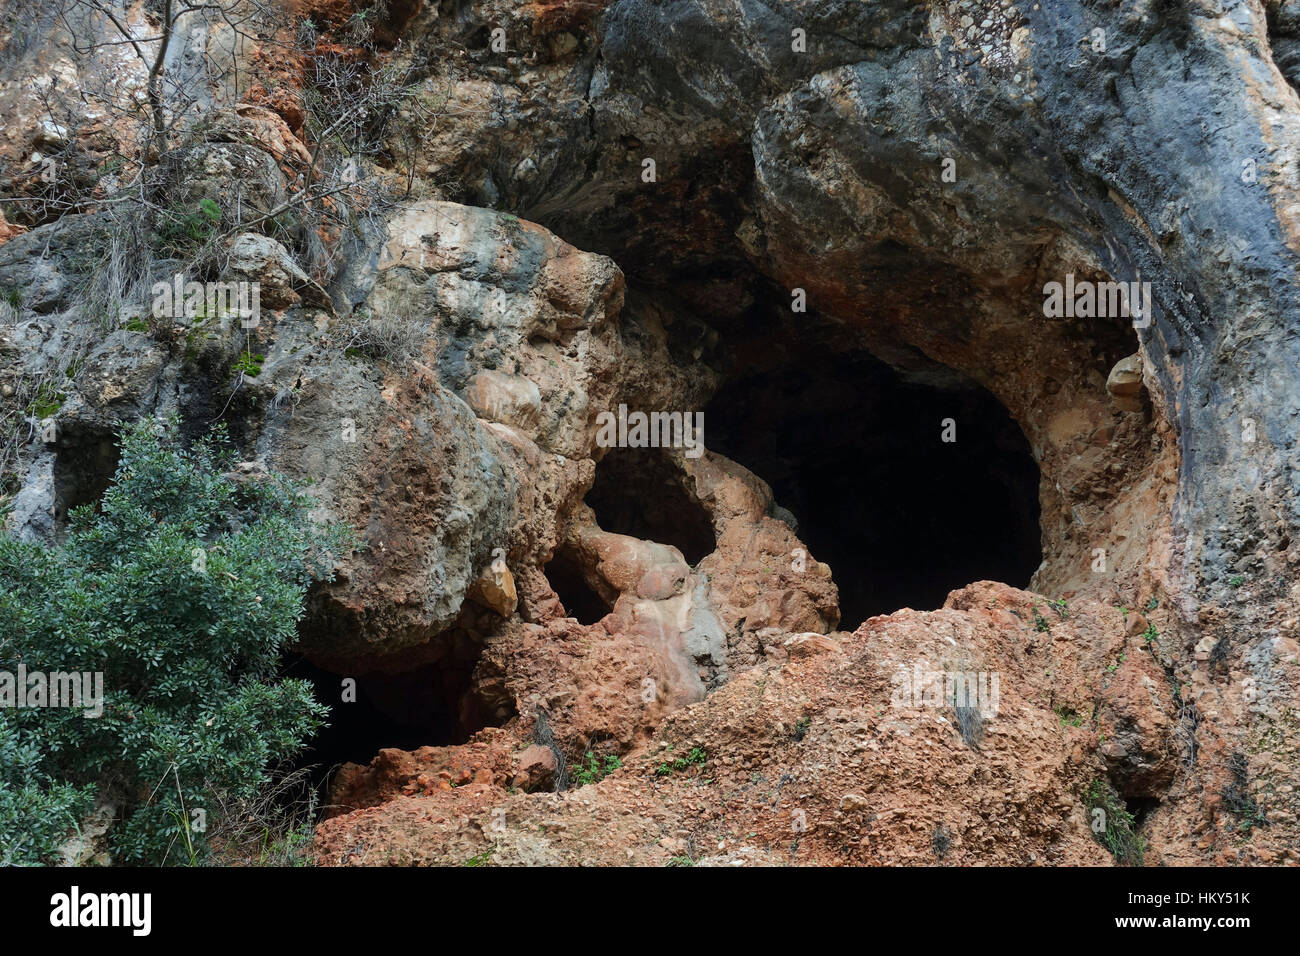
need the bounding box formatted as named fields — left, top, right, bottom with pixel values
left=286, top=651, right=505, bottom=787
left=544, top=546, right=613, bottom=625
left=583, top=446, right=716, bottom=565
left=52, top=426, right=120, bottom=533
left=704, top=347, right=1042, bottom=629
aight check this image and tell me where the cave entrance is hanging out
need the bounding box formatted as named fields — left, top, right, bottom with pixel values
left=705, top=348, right=1041, bottom=628
left=583, top=446, right=716, bottom=565
left=544, top=545, right=613, bottom=625
left=52, top=426, right=120, bottom=533
left=286, top=646, right=508, bottom=784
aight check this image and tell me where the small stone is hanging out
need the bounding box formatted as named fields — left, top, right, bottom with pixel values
left=515, top=744, right=558, bottom=791
left=1107, top=353, right=1146, bottom=411
left=468, top=562, right=518, bottom=617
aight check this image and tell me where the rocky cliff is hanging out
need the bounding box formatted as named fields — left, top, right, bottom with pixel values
left=1, top=0, right=1297, bottom=865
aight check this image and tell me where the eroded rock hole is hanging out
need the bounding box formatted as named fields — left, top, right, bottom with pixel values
left=706, top=349, right=1041, bottom=627
left=287, top=646, right=504, bottom=783
left=1124, top=796, right=1161, bottom=828
left=584, top=447, right=716, bottom=565
left=53, top=427, right=119, bottom=531
left=544, top=546, right=613, bottom=625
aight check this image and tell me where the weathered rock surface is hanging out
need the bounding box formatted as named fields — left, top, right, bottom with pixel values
left=2, top=0, right=1298, bottom=866
left=314, top=583, right=1200, bottom=866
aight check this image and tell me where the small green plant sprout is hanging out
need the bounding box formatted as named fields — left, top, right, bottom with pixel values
left=1, top=285, right=20, bottom=309
left=154, top=198, right=223, bottom=256
left=1116, top=604, right=1129, bottom=618
left=1229, top=575, right=1246, bottom=589
left=26, top=381, right=66, bottom=420
left=1142, top=623, right=1159, bottom=646
left=233, top=350, right=265, bottom=378
left=1054, top=705, right=1085, bottom=728
left=655, top=747, right=707, bottom=777
left=1050, top=597, right=1069, bottom=620
left=666, top=854, right=696, bottom=867
left=792, top=715, right=811, bottom=741
left=1145, top=597, right=1159, bottom=612
left=1033, top=607, right=1051, bottom=632
left=463, top=850, right=494, bottom=867
left=569, top=752, right=622, bottom=788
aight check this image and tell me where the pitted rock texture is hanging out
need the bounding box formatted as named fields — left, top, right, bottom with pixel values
left=2, top=0, right=1299, bottom=866
left=313, top=583, right=1195, bottom=867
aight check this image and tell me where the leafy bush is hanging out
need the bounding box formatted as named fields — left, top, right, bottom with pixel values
left=0, top=420, right=348, bottom=864
left=0, top=717, right=94, bottom=865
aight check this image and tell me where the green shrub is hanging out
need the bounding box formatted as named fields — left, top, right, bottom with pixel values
left=0, top=419, right=349, bottom=864
left=1054, top=705, right=1085, bottom=728
left=26, top=380, right=66, bottom=420
left=232, top=350, right=265, bottom=378
left=0, top=717, right=94, bottom=865
left=152, top=198, right=222, bottom=256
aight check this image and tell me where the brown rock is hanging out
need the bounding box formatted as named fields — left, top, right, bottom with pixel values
left=1106, top=354, right=1145, bottom=411
left=469, top=564, right=518, bottom=618
left=515, top=744, right=558, bottom=792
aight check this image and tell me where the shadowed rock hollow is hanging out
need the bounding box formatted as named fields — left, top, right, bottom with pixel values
left=2, top=0, right=1298, bottom=866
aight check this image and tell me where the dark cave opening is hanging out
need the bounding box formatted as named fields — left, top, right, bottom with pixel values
left=286, top=649, right=500, bottom=786
left=583, top=446, right=716, bottom=565
left=52, top=427, right=119, bottom=531
left=705, top=348, right=1042, bottom=629
left=544, top=546, right=613, bottom=625
left=1124, top=796, right=1161, bottom=828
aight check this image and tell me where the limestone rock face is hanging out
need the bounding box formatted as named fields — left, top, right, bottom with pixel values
left=222, top=233, right=329, bottom=310
left=3, top=0, right=1300, bottom=867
